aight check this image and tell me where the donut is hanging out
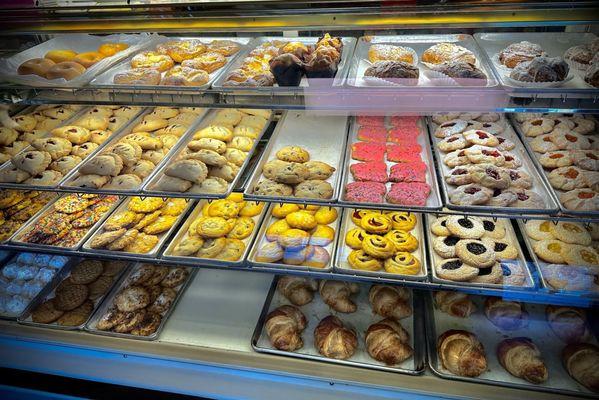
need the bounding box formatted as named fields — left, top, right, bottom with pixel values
left=17, top=58, right=55, bottom=77
left=98, top=42, right=129, bottom=57
left=44, top=49, right=77, bottom=63
left=45, top=61, right=86, bottom=80
left=131, top=51, right=174, bottom=72
left=73, top=51, right=105, bottom=68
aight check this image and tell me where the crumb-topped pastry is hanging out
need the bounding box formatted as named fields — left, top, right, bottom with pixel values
left=499, top=41, right=544, bottom=68
left=510, top=56, right=569, bottom=83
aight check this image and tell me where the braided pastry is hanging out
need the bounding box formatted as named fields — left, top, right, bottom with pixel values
left=265, top=305, right=306, bottom=351
left=362, top=235, right=395, bottom=258
left=366, top=318, right=413, bottom=365
left=348, top=249, right=382, bottom=271
left=384, top=252, right=421, bottom=275
left=385, top=230, right=419, bottom=252
left=369, top=285, right=412, bottom=320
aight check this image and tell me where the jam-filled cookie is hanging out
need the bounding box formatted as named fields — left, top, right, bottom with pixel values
left=435, top=258, right=479, bottom=281
left=432, top=235, right=460, bottom=258
left=455, top=239, right=496, bottom=267
left=446, top=215, right=485, bottom=239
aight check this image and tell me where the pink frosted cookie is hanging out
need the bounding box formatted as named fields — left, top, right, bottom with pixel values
left=350, top=161, right=388, bottom=183
left=357, top=126, right=388, bottom=142
left=351, top=142, right=386, bottom=162
left=345, top=181, right=387, bottom=203
left=390, top=116, right=420, bottom=126
left=386, top=182, right=431, bottom=206
left=357, top=115, right=385, bottom=127
left=388, top=126, right=421, bottom=143
left=386, top=144, right=423, bottom=162
left=389, top=161, right=427, bottom=182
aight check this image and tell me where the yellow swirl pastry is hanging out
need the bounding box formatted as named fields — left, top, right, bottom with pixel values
left=285, top=211, right=317, bottom=230
left=362, top=235, right=395, bottom=258
left=201, top=202, right=211, bottom=216
left=227, top=217, right=255, bottom=240
left=345, top=227, right=368, bottom=249
left=387, top=212, right=417, bottom=231
left=239, top=202, right=264, bottom=217
left=197, top=216, right=232, bottom=238
left=348, top=249, right=382, bottom=271
left=351, top=209, right=371, bottom=226
left=309, top=224, right=335, bottom=246
left=277, top=228, right=310, bottom=249
left=188, top=216, right=206, bottom=237
left=207, top=199, right=240, bottom=219
left=360, top=213, right=392, bottom=234
left=271, top=203, right=299, bottom=218
left=265, top=219, right=290, bottom=241
left=314, top=207, right=338, bottom=225
left=385, top=230, right=419, bottom=252
left=384, top=252, right=421, bottom=275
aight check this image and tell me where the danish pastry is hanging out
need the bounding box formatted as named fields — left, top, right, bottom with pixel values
left=362, top=235, right=395, bottom=258
left=385, top=230, right=418, bottom=252
left=345, top=227, right=367, bottom=249
left=384, top=252, right=421, bottom=275
left=348, top=249, right=382, bottom=271
left=360, top=213, right=392, bottom=234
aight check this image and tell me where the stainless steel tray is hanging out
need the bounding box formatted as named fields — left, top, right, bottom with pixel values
left=427, top=214, right=535, bottom=290
left=17, top=259, right=130, bottom=331
left=0, top=253, right=76, bottom=320
left=244, top=111, right=349, bottom=204
left=142, top=108, right=272, bottom=199
left=0, top=191, right=60, bottom=245
left=213, top=36, right=357, bottom=92
left=90, top=36, right=251, bottom=91
left=85, top=262, right=196, bottom=341
left=333, top=208, right=428, bottom=281
left=81, top=197, right=194, bottom=259
left=0, top=33, right=155, bottom=87
left=161, top=199, right=267, bottom=267
left=428, top=115, right=560, bottom=215
left=509, top=114, right=598, bottom=217
left=425, top=292, right=599, bottom=396
left=60, top=107, right=199, bottom=195
left=8, top=194, right=123, bottom=252
left=474, top=32, right=598, bottom=96
left=346, top=34, right=499, bottom=88
left=247, top=203, right=342, bottom=273
left=338, top=116, right=442, bottom=211
left=251, top=276, right=425, bottom=375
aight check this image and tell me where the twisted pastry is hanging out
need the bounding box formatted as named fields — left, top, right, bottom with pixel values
left=438, top=329, right=487, bottom=377
left=384, top=252, right=421, bottom=275
left=434, top=291, right=476, bottom=318
left=484, top=297, right=529, bottom=331
left=348, top=249, right=382, bottom=271
left=385, top=230, right=419, bottom=252
left=276, top=276, right=318, bottom=306
left=497, top=337, right=548, bottom=384
left=546, top=305, right=590, bottom=343
left=362, top=235, right=395, bottom=258
left=345, top=227, right=367, bottom=249
left=369, top=285, right=412, bottom=320
left=319, top=280, right=360, bottom=313
left=314, top=315, right=357, bottom=360
left=360, top=213, right=392, bottom=234
left=265, top=305, right=306, bottom=351
left=366, top=318, right=413, bottom=365
left=386, top=211, right=417, bottom=231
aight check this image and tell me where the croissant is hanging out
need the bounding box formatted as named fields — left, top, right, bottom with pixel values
left=562, top=343, right=599, bottom=392
left=369, top=285, right=412, bottom=320
left=314, top=315, right=357, bottom=360
left=438, top=329, right=487, bottom=377
left=365, top=318, right=413, bottom=365
left=497, top=337, right=548, bottom=384
left=277, top=276, right=318, bottom=306
left=265, top=305, right=306, bottom=351
left=546, top=305, right=590, bottom=343
left=484, top=297, right=528, bottom=331
left=319, top=280, right=359, bottom=313
left=434, top=291, right=476, bottom=318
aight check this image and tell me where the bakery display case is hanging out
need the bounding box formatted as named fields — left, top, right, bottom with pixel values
left=0, top=1, right=598, bottom=399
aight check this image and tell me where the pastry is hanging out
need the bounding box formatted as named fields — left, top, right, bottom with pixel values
left=510, top=56, right=569, bottom=83
left=499, top=41, right=544, bottom=68
left=562, top=343, right=599, bottom=392
left=385, top=230, right=418, bottom=252
left=422, top=43, right=476, bottom=65
left=384, top=252, right=421, bottom=275
left=364, top=60, right=419, bottom=83
left=368, top=44, right=415, bottom=64
left=12, top=150, right=52, bottom=175
left=446, top=216, right=485, bottom=239
left=369, top=285, right=411, bottom=320
left=314, top=315, right=358, bottom=360
left=434, top=291, right=475, bottom=318
left=455, top=239, right=496, bottom=267
left=71, top=142, right=99, bottom=158
left=547, top=306, right=590, bottom=343
left=165, top=159, right=208, bottom=184
left=194, top=125, right=233, bottom=142
left=437, top=330, right=487, bottom=377
left=265, top=305, right=306, bottom=351
left=485, top=297, right=528, bottom=330
left=319, top=280, right=359, bottom=313
left=436, top=258, right=479, bottom=281
left=25, top=170, right=63, bottom=186
left=430, top=61, right=487, bottom=85
left=285, top=211, right=317, bottom=230
left=49, top=155, right=82, bottom=175
left=433, top=235, right=460, bottom=258
left=497, top=337, right=548, bottom=384
left=79, top=154, right=123, bottom=177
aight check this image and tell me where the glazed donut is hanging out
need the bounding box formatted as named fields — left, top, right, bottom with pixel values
left=385, top=230, right=419, bottom=252
left=17, top=58, right=55, bottom=77
left=131, top=51, right=174, bottom=72
left=45, top=61, right=86, bottom=80
left=181, top=51, right=227, bottom=73
left=362, top=235, right=396, bottom=258
left=98, top=42, right=129, bottom=57
left=384, top=252, right=421, bottom=275
left=157, top=40, right=207, bottom=63
left=348, top=249, right=382, bottom=271
left=44, top=49, right=77, bottom=63
left=73, top=52, right=105, bottom=68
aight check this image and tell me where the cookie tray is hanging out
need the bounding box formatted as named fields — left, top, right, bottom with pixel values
left=338, top=116, right=443, bottom=211
left=212, top=36, right=357, bottom=93
left=59, top=107, right=204, bottom=196
left=7, top=194, right=123, bottom=253
left=142, top=108, right=273, bottom=199
left=0, top=191, right=60, bottom=245
left=516, top=219, right=599, bottom=298
left=247, top=203, right=342, bottom=273
left=333, top=208, right=429, bottom=282
left=346, top=34, right=499, bottom=89
left=90, top=36, right=252, bottom=92
left=427, top=214, right=535, bottom=290
left=425, top=292, right=598, bottom=396
left=17, top=260, right=131, bottom=331
left=474, top=32, right=598, bottom=97
left=243, top=111, right=349, bottom=205
left=0, top=254, right=78, bottom=320
left=428, top=116, right=561, bottom=215
left=161, top=199, right=267, bottom=267
left=84, top=263, right=196, bottom=341
left=251, top=276, right=425, bottom=375
left=508, top=114, right=599, bottom=217
left=80, top=197, right=195, bottom=259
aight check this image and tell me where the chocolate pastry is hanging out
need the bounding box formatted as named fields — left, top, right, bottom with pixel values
left=269, top=54, right=304, bottom=86
left=510, top=56, right=569, bottom=83
left=499, top=41, right=544, bottom=68
left=431, top=62, right=487, bottom=86
left=364, top=61, right=419, bottom=83
left=304, top=46, right=340, bottom=79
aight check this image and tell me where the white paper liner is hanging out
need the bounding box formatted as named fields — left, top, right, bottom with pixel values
left=504, top=73, right=575, bottom=88
left=420, top=59, right=489, bottom=87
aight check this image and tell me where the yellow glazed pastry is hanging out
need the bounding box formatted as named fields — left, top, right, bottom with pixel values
left=285, top=211, right=317, bottom=230
left=128, top=197, right=164, bottom=213
left=385, top=230, right=419, bottom=252
left=360, top=213, right=392, bottom=234
left=277, top=229, right=310, bottom=249
left=314, top=207, right=338, bottom=225
left=227, top=192, right=245, bottom=203
left=362, top=235, right=395, bottom=258
left=271, top=203, right=299, bottom=218
left=309, top=225, right=335, bottom=246
left=387, top=212, right=417, bottom=231
left=351, top=209, right=372, bottom=226
left=348, top=249, right=382, bottom=271
left=143, top=215, right=178, bottom=235
left=384, top=252, right=421, bottom=275
left=216, top=238, right=245, bottom=261
left=265, top=219, right=290, bottom=241
left=239, top=202, right=264, bottom=217
left=345, top=227, right=368, bottom=249
left=198, top=217, right=232, bottom=238
left=207, top=199, right=240, bottom=219
left=227, top=217, right=255, bottom=240
left=160, top=198, right=187, bottom=216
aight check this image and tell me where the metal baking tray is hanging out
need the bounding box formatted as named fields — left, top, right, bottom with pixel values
left=247, top=203, right=342, bottom=273
left=17, top=259, right=130, bottom=331
left=0, top=191, right=59, bottom=245
left=251, top=276, right=425, bottom=375
left=333, top=208, right=428, bottom=282
left=0, top=253, right=76, bottom=320
left=142, top=108, right=272, bottom=199
left=213, top=36, right=357, bottom=92
left=244, top=111, right=349, bottom=205
left=516, top=219, right=599, bottom=297
left=0, top=33, right=155, bottom=87
left=428, top=115, right=560, bottom=215
left=338, top=116, right=442, bottom=211
left=161, top=199, right=267, bottom=267
left=427, top=214, right=535, bottom=290
left=474, top=32, right=598, bottom=96
left=346, top=34, right=499, bottom=88
left=85, top=263, right=196, bottom=341
left=425, top=292, right=598, bottom=396
left=8, top=194, right=123, bottom=252
left=509, top=115, right=598, bottom=217
left=81, top=197, right=194, bottom=259
left=90, top=36, right=251, bottom=91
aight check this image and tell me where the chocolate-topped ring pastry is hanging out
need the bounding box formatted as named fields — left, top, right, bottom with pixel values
left=304, top=46, right=340, bottom=79
left=431, top=61, right=487, bottom=86
left=499, top=41, right=544, bottom=68
left=269, top=54, right=304, bottom=86
left=510, top=56, right=569, bottom=83
left=364, top=60, right=419, bottom=84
